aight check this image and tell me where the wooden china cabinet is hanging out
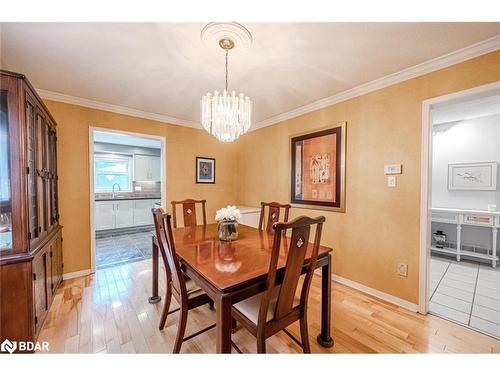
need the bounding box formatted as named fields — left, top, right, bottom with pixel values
left=0, top=69, right=63, bottom=347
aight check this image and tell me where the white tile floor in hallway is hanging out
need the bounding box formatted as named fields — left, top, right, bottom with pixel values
left=429, top=256, right=500, bottom=338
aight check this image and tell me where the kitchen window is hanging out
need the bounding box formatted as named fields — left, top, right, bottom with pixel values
left=94, top=154, right=133, bottom=192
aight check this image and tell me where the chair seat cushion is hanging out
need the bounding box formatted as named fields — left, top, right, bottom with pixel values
left=233, top=286, right=300, bottom=325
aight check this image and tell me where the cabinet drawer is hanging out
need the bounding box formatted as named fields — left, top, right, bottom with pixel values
left=461, top=214, right=494, bottom=226
left=431, top=211, right=458, bottom=224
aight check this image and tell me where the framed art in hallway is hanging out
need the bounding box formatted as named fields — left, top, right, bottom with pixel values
left=448, top=161, right=498, bottom=190
left=196, top=156, right=215, bottom=183
left=290, top=122, right=346, bottom=212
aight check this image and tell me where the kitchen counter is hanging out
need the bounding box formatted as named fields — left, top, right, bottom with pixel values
left=95, top=196, right=161, bottom=202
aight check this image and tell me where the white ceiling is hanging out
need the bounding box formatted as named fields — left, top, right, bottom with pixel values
left=93, top=130, right=161, bottom=148
left=1, top=23, right=500, bottom=129
left=433, top=93, right=500, bottom=125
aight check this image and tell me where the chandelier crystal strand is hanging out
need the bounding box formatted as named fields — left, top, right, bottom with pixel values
left=200, top=37, right=252, bottom=143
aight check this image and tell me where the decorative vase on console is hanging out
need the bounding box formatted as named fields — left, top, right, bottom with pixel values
left=215, top=205, right=241, bottom=241
left=433, top=230, right=447, bottom=249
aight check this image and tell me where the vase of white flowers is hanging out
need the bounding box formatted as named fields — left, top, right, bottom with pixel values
left=215, top=205, right=241, bottom=241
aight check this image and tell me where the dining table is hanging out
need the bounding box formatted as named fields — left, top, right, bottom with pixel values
left=148, top=223, right=334, bottom=353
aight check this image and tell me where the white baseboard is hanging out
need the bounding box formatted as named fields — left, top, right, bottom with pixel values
left=63, top=269, right=93, bottom=280
left=332, top=274, right=420, bottom=312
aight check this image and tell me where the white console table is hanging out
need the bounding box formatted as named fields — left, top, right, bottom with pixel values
left=236, top=205, right=261, bottom=228
left=431, top=208, right=499, bottom=267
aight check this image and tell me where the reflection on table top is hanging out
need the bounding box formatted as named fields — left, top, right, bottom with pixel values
left=157, top=223, right=333, bottom=291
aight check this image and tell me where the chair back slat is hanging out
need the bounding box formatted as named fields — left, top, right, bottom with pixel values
left=182, top=201, right=197, bottom=227
left=258, top=201, right=291, bottom=232
left=258, top=215, right=325, bottom=324
left=152, top=208, right=188, bottom=298
left=171, top=199, right=207, bottom=228
left=275, top=224, right=311, bottom=319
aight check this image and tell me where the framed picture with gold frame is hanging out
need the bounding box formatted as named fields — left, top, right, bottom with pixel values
left=290, top=122, right=346, bottom=212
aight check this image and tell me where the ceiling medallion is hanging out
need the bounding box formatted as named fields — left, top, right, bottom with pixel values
left=200, top=22, right=253, bottom=53
left=200, top=23, right=253, bottom=143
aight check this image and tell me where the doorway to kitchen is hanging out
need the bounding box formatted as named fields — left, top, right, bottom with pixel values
left=420, top=82, right=500, bottom=339
left=89, top=128, right=165, bottom=270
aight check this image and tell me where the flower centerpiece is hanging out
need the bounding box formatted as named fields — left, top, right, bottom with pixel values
left=215, top=205, right=241, bottom=241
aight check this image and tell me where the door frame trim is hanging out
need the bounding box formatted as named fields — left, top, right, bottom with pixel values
left=418, top=81, right=500, bottom=314
left=88, top=127, right=167, bottom=273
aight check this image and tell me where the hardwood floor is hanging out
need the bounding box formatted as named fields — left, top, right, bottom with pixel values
left=37, top=259, right=500, bottom=353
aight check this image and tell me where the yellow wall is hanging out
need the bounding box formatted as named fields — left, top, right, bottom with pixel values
left=44, top=100, right=238, bottom=274
left=235, top=51, right=500, bottom=304
left=47, top=50, right=500, bottom=303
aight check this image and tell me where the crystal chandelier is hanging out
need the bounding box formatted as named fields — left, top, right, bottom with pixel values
left=201, top=38, right=252, bottom=142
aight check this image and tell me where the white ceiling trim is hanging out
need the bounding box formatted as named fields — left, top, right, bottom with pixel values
left=253, top=34, right=500, bottom=130
left=36, top=88, right=200, bottom=129
left=36, top=34, right=500, bottom=132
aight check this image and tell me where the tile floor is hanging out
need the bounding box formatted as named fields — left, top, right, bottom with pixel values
left=95, top=229, right=155, bottom=269
left=429, top=255, right=500, bottom=338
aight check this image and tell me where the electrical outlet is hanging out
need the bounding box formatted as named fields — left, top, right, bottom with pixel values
left=398, top=263, right=408, bottom=277
left=387, top=175, right=397, bottom=187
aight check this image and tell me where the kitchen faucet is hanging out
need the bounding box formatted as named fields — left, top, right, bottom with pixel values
left=112, top=183, right=121, bottom=198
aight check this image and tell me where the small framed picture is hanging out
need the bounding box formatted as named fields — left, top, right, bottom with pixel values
left=196, top=157, right=215, bottom=184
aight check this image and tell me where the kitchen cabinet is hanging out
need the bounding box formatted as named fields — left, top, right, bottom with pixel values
left=95, top=201, right=115, bottom=230
left=134, top=154, right=161, bottom=181
left=115, top=200, right=134, bottom=228
left=149, top=156, right=161, bottom=181
left=133, top=199, right=155, bottom=226
left=95, top=198, right=157, bottom=231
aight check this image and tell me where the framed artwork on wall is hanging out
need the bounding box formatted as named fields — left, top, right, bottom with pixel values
left=196, top=157, right=215, bottom=184
left=290, top=122, right=346, bottom=212
left=448, top=161, right=498, bottom=190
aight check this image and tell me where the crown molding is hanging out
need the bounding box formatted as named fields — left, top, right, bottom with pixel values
left=253, top=34, right=500, bottom=130
left=36, top=89, right=200, bottom=129
left=36, top=35, right=500, bottom=132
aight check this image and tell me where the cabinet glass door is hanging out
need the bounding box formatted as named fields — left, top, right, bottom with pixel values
left=26, top=97, right=40, bottom=243
left=0, top=90, right=13, bottom=251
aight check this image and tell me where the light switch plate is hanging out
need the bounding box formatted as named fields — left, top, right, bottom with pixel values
left=384, top=164, right=402, bottom=175
left=387, top=175, right=397, bottom=187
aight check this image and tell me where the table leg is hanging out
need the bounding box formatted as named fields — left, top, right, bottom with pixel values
left=317, top=253, right=334, bottom=347
left=216, top=294, right=232, bottom=353
left=148, top=237, right=161, bottom=304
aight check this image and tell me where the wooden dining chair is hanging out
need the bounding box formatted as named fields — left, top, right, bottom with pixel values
left=152, top=207, right=215, bottom=353
left=231, top=215, right=325, bottom=353
left=171, top=198, right=207, bottom=228
left=258, top=201, right=291, bottom=232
